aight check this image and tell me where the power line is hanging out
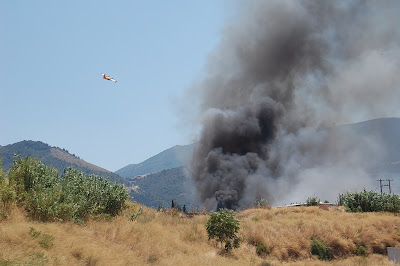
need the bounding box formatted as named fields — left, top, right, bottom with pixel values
left=377, top=179, right=394, bottom=194
left=386, top=179, right=393, bottom=194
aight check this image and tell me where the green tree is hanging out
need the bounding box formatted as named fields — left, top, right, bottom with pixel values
left=255, top=198, right=268, bottom=208
left=338, top=190, right=400, bottom=213
left=205, top=209, right=241, bottom=252
left=306, top=196, right=320, bottom=206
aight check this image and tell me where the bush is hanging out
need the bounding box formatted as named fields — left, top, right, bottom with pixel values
left=311, top=237, right=332, bottom=260
left=306, top=196, right=320, bottom=206
left=0, top=159, right=17, bottom=218
left=29, top=227, right=54, bottom=249
left=59, top=168, right=129, bottom=220
left=356, top=245, right=368, bottom=257
left=8, top=156, right=129, bottom=222
left=255, top=198, right=268, bottom=208
left=39, top=234, right=54, bottom=249
left=256, top=243, right=268, bottom=257
left=0, top=184, right=16, bottom=218
left=8, top=156, right=59, bottom=202
left=130, top=207, right=143, bottom=221
left=338, top=190, right=400, bottom=213
left=206, top=209, right=241, bottom=252
left=25, top=187, right=66, bottom=222
left=0, top=158, right=4, bottom=184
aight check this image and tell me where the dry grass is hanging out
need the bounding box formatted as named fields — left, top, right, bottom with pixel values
left=1, top=203, right=399, bottom=265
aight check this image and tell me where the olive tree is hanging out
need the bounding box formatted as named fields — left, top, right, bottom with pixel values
left=205, top=209, right=241, bottom=252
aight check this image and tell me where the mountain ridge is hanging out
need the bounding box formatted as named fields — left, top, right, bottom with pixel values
left=115, top=144, right=194, bottom=178
left=126, top=117, right=400, bottom=208
left=2, top=117, right=400, bottom=209
left=0, top=140, right=128, bottom=186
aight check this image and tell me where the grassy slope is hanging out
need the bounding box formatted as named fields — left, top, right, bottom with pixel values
left=49, top=148, right=110, bottom=173
left=1, top=204, right=399, bottom=266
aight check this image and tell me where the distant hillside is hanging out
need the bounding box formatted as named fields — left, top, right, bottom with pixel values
left=116, top=144, right=194, bottom=178
left=128, top=167, right=199, bottom=209
left=337, top=117, right=400, bottom=172
left=125, top=118, right=400, bottom=208
left=0, top=140, right=129, bottom=186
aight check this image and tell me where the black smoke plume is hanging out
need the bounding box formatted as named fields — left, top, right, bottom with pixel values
left=189, top=0, right=400, bottom=210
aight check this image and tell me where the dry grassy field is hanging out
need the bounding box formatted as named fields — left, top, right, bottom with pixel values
left=1, top=203, right=399, bottom=265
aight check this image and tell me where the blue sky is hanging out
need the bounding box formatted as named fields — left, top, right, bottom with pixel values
left=1, top=0, right=233, bottom=171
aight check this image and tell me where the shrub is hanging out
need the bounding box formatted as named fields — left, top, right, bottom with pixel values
left=147, top=254, right=158, bottom=264
left=157, top=205, right=166, bottom=212
left=130, top=207, right=143, bottom=221
left=0, top=159, right=4, bottom=184
left=59, top=168, right=129, bottom=220
left=25, top=187, right=65, bottom=222
left=206, top=209, right=241, bottom=252
left=311, top=237, right=332, bottom=260
left=356, top=245, right=368, bottom=257
left=39, top=234, right=54, bottom=249
left=30, top=227, right=41, bottom=238
left=338, top=190, right=400, bottom=213
left=255, top=198, right=268, bottom=208
left=8, top=156, right=59, bottom=202
left=0, top=184, right=16, bottom=218
left=29, top=227, right=54, bottom=249
left=256, top=243, right=268, bottom=257
left=306, top=196, right=320, bottom=206
left=8, top=156, right=129, bottom=222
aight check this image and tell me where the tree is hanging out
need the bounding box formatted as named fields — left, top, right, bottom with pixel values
left=255, top=198, right=268, bottom=208
left=205, top=209, right=241, bottom=252
left=337, top=190, right=400, bottom=213
left=306, top=196, right=320, bottom=206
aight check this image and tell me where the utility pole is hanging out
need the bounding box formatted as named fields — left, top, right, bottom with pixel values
left=386, top=179, right=393, bottom=194
left=377, top=179, right=394, bottom=194
left=377, top=179, right=384, bottom=194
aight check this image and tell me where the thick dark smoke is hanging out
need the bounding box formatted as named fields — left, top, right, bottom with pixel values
left=189, top=0, right=400, bottom=210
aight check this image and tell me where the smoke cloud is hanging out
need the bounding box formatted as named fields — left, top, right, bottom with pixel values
left=189, top=0, right=400, bottom=210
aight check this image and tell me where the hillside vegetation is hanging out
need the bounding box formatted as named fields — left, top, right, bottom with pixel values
left=129, top=167, right=198, bottom=209
left=116, top=144, right=194, bottom=178
left=1, top=156, right=128, bottom=223
left=0, top=141, right=129, bottom=186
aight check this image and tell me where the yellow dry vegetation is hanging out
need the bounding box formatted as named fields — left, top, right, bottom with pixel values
left=50, top=148, right=111, bottom=173
left=1, top=203, right=399, bottom=265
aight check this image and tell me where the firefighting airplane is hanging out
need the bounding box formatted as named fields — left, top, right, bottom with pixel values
left=101, top=73, right=117, bottom=83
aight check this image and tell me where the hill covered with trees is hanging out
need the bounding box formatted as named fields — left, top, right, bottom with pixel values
left=128, top=167, right=198, bottom=209
left=0, top=140, right=128, bottom=186
left=116, top=144, right=194, bottom=178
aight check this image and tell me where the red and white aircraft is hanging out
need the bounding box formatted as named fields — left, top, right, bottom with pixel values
left=101, top=73, right=117, bottom=83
